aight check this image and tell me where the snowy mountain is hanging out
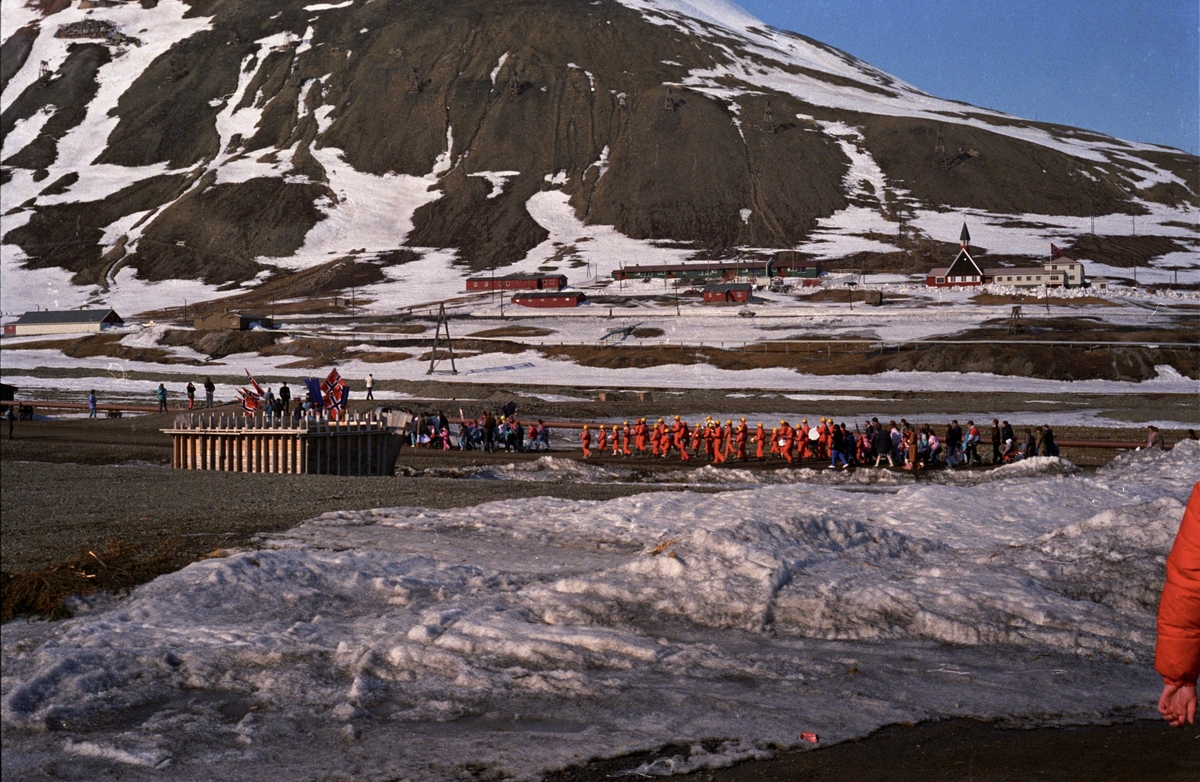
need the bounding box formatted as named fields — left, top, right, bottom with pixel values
left=1, top=0, right=1196, bottom=315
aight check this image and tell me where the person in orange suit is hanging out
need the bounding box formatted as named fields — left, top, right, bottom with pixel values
left=712, top=422, right=727, bottom=464
left=673, top=416, right=690, bottom=461
left=611, top=425, right=621, bottom=456
left=819, top=417, right=832, bottom=460
left=581, top=425, right=592, bottom=459
left=779, top=420, right=794, bottom=464
left=735, top=418, right=748, bottom=461
left=721, top=420, right=733, bottom=461
left=754, top=423, right=766, bottom=460
left=769, top=426, right=780, bottom=459
left=703, top=418, right=716, bottom=461
left=634, top=418, right=647, bottom=457
left=798, top=419, right=810, bottom=459
left=597, top=424, right=607, bottom=455
left=690, top=421, right=703, bottom=457
left=621, top=421, right=632, bottom=457
left=1157, top=482, right=1200, bottom=727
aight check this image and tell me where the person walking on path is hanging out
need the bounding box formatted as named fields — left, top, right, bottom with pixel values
left=186, top=381, right=196, bottom=410
left=5, top=404, right=14, bottom=440
left=365, top=373, right=375, bottom=401
left=156, top=384, right=168, bottom=413
left=203, top=377, right=215, bottom=408
left=279, top=382, right=291, bottom=414
left=580, top=425, right=592, bottom=459
left=87, top=390, right=98, bottom=419
left=1156, top=483, right=1199, bottom=727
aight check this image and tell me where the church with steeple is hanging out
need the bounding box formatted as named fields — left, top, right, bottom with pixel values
left=925, top=223, right=1087, bottom=289
left=925, top=223, right=985, bottom=287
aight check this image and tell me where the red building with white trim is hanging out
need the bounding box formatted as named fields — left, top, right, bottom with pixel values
left=466, top=273, right=567, bottom=292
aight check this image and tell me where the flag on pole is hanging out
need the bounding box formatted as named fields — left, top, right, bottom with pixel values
left=239, top=370, right=265, bottom=412
left=320, top=369, right=347, bottom=410
left=245, top=369, right=265, bottom=397
left=1050, top=243, right=1064, bottom=260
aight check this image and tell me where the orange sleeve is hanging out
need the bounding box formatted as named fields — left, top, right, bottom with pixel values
left=1156, top=482, right=1200, bottom=686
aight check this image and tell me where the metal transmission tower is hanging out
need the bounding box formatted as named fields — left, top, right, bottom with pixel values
left=427, top=303, right=458, bottom=375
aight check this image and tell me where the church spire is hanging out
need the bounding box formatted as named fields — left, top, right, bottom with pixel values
left=960, top=222, right=971, bottom=249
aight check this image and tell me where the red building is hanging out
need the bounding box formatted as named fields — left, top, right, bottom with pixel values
left=466, top=273, right=567, bottom=292
left=926, top=223, right=985, bottom=287
left=702, top=283, right=752, bottom=304
left=511, top=291, right=586, bottom=308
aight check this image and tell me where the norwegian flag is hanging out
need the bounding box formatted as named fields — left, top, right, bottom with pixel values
left=320, top=368, right=348, bottom=410
left=238, top=370, right=265, bottom=413
left=237, top=387, right=262, bottom=413
left=245, top=369, right=265, bottom=397
left=1050, top=243, right=1064, bottom=260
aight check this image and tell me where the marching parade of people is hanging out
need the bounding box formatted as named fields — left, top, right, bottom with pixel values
left=574, top=413, right=1054, bottom=470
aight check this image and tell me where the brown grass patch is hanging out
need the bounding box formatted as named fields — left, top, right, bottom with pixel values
left=971, top=293, right=1119, bottom=307
left=358, top=351, right=413, bottom=363
left=541, top=340, right=1199, bottom=382
left=417, top=350, right=481, bottom=361
left=2, top=540, right=181, bottom=622
left=631, top=327, right=665, bottom=338
left=0, top=338, right=76, bottom=351
left=468, top=326, right=556, bottom=338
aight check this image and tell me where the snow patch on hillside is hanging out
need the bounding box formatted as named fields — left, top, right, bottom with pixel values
left=0, top=105, right=54, bottom=161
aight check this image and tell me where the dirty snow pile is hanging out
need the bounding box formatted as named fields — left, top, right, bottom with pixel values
left=2, top=443, right=1198, bottom=780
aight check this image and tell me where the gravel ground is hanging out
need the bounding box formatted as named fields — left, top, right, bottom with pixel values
left=547, top=719, right=1198, bottom=781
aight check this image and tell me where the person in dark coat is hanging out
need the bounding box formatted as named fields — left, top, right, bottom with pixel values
left=279, top=382, right=291, bottom=414
left=873, top=426, right=894, bottom=467
left=1039, top=424, right=1057, bottom=457
left=990, top=418, right=1002, bottom=464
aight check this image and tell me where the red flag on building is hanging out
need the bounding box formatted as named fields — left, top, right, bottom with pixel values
left=1050, top=243, right=1064, bottom=260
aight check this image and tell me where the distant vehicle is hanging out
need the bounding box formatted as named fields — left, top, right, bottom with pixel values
left=738, top=309, right=756, bottom=317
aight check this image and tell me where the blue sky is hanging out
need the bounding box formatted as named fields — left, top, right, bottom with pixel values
left=737, top=0, right=1199, bottom=155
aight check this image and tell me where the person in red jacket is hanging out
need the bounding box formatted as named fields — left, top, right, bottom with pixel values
left=1157, top=482, right=1200, bottom=726
left=754, top=423, right=766, bottom=461
left=634, top=418, right=647, bottom=457
left=621, top=422, right=632, bottom=457
left=674, top=416, right=690, bottom=461
left=596, top=424, right=607, bottom=456
left=581, top=425, right=592, bottom=459
left=611, top=425, right=621, bottom=457
left=780, top=420, right=795, bottom=464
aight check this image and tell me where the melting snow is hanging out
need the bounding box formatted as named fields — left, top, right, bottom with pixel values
left=2, top=444, right=1197, bottom=779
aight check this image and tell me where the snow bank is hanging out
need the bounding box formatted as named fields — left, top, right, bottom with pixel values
left=3, top=441, right=1197, bottom=779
